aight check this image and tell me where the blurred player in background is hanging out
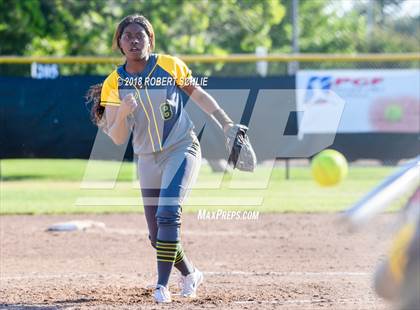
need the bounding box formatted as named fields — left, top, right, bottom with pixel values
left=374, top=188, right=420, bottom=310
left=86, top=14, right=239, bottom=303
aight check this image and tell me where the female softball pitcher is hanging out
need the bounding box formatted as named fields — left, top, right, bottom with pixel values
left=86, top=14, right=241, bottom=303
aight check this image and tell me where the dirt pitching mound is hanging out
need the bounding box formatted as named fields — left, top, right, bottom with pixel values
left=0, top=213, right=393, bottom=309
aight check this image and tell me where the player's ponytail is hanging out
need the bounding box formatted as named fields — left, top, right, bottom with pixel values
left=85, top=83, right=106, bottom=128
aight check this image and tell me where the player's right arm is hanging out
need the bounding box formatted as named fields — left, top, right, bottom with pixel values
left=100, top=72, right=137, bottom=145
left=104, top=94, right=137, bottom=145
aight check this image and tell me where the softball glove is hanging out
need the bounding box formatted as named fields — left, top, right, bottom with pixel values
left=225, top=124, right=257, bottom=172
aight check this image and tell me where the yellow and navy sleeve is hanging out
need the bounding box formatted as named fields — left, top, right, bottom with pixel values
left=100, top=70, right=121, bottom=107
left=388, top=223, right=416, bottom=284
left=156, top=55, right=192, bottom=87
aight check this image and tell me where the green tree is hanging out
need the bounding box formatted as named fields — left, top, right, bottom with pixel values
left=113, top=0, right=286, bottom=75
left=0, top=0, right=286, bottom=75
left=0, top=0, right=44, bottom=54
left=0, top=0, right=418, bottom=76
left=271, top=0, right=418, bottom=71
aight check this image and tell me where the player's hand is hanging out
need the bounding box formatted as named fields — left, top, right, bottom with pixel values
left=120, top=93, right=138, bottom=118
left=223, top=123, right=234, bottom=134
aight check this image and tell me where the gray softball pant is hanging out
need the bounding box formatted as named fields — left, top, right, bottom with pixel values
left=138, top=131, right=201, bottom=245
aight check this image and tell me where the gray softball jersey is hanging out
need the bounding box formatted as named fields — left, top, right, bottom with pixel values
left=100, top=53, right=195, bottom=155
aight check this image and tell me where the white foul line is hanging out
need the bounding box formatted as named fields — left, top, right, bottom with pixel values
left=234, top=298, right=378, bottom=305
left=0, top=270, right=370, bottom=281
left=205, top=271, right=370, bottom=276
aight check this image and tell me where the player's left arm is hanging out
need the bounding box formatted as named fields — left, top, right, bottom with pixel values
left=175, top=56, right=256, bottom=171
left=182, top=83, right=257, bottom=172
left=181, top=84, right=233, bottom=133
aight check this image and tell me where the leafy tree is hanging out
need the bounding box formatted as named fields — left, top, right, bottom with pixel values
left=0, top=0, right=45, bottom=54
left=1, top=0, right=287, bottom=75
left=0, top=0, right=418, bottom=76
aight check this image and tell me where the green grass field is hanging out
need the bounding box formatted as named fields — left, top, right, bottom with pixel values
left=0, top=159, right=399, bottom=215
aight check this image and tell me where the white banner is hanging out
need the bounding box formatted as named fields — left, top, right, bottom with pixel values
left=296, top=69, right=420, bottom=133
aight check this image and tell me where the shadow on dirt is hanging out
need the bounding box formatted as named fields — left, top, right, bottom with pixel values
left=0, top=298, right=96, bottom=309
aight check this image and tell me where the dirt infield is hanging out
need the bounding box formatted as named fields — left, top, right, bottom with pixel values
left=0, top=213, right=394, bottom=309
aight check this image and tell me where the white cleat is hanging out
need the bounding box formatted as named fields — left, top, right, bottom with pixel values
left=154, top=284, right=172, bottom=303
left=179, top=268, right=204, bottom=298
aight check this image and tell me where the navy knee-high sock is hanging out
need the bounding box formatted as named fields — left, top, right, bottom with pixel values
left=174, top=244, right=194, bottom=276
